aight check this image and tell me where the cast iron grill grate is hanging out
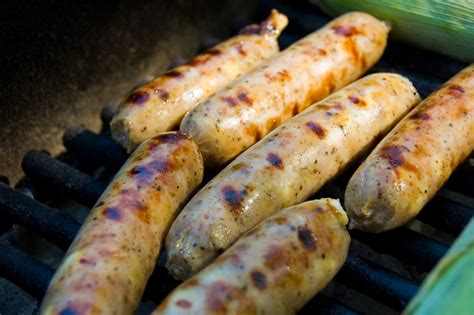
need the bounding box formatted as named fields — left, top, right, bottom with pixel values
left=0, top=1, right=472, bottom=314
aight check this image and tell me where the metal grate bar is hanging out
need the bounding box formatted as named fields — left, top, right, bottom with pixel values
left=63, top=125, right=128, bottom=171
left=352, top=227, right=448, bottom=272
left=0, top=183, right=80, bottom=251
left=0, top=242, right=55, bottom=299
left=22, top=150, right=107, bottom=208
left=337, top=253, right=419, bottom=310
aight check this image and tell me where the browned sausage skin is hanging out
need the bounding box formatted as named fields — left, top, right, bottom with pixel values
left=345, top=64, right=474, bottom=233
left=153, top=199, right=350, bottom=315
left=181, top=12, right=389, bottom=167
left=110, top=10, right=288, bottom=152
left=40, top=132, right=204, bottom=315
left=166, top=73, right=420, bottom=280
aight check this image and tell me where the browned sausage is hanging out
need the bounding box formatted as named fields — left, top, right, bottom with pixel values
left=345, top=64, right=474, bottom=232
left=40, top=132, right=204, bottom=314
left=154, top=199, right=350, bottom=315
left=110, top=10, right=288, bottom=152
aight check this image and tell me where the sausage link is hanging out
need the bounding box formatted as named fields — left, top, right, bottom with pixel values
left=166, top=73, right=420, bottom=279
left=40, top=132, right=203, bottom=315
left=155, top=199, right=349, bottom=315
left=180, top=12, right=389, bottom=167
left=345, top=64, right=474, bottom=233
left=111, top=10, right=288, bottom=152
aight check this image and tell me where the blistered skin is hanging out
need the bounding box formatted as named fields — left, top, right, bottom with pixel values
left=155, top=199, right=350, bottom=315
left=166, top=73, right=420, bottom=279
left=40, top=132, right=204, bottom=315
left=110, top=10, right=288, bottom=152
left=181, top=12, right=389, bottom=167
left=346, top=65, right=474, bottom=233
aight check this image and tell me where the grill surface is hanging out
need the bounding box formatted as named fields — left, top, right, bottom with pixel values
left=1, top=1, right=472, bottom=314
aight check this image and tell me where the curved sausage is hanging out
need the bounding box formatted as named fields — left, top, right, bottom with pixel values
left=166, top=73, right=420, bottom=279
left=111, top=10, right=288, bottom=152
left=154, top=199, right=350, bottom=315
left=40, top=132, right=204, bottom=315
left=180, top=12, right=389, bottom=167
left=345, top=64, right=474, bottom=233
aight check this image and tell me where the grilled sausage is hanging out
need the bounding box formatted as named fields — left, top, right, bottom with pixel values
left=166, top=73, right=420, bottom=279
left=40, top=132, right=203, bottom=315
left=345, top=64, right=474, bottom=233
left=110, top=10, right=288, bottom=152
left=154, top=199, right=350, bottom=315
left=180, top=12, right=389, bottom=167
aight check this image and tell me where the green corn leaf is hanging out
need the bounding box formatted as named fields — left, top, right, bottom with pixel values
left=316, top=0, right=474, bottom=62
left=403, top=219, right=474, bottom=315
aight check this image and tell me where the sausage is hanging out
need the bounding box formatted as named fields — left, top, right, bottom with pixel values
left=166, top=73, right=420, bottom=279
left=345, top=64, right=474, bottom=233
left=40, top=132, right=204, bottom=315
left=180, top=12, right=389, bottom=168
left=154, top=199, right=350, bottom=315
left=110, top=10, right=288, bottom=152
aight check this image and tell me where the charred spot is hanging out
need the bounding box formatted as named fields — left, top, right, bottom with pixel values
left=318, top=48, right=327, bottom=55
left=103, top=207, right=121, bottom=221
left=154, top=88, right=170, bottom=102
left=348, top=96, right=366, bottom=107
left=79, top=258, right=94, bottom=265
left=164, top=69, right=184, bottom=78
left=245, top=124, right=262, bottom=141
left=129, top=165, right=153, bottom=182
left=264, top=245, right=290, bottom=270
left=332, top=25, right=358, bottom=36
left=316, top=207, right=323, bottom=212
left=187, top=49, right=222, bottom=67
left=447, top=84, right=465, bottom=99
left=176, top=299, right=192, bottom=309
left=266, top=152, right=283, bottom=169
left=306, top=121, right=325, bottom=139
left=126, top=91, right=149, bottom=105
left=206, top=49, right=221, bottom=56
left=380, top=145, right=409, bottom=168
left=205, top=282, right=244, bottom=313
left=222, top=185, right=247, bottom=213
left=349, top=96, right=360, bottom=104
left=409, top=112, right=430, bottom=120
left=149, top=159, right=171, bottom=173
left=235, top=43, right=247, bottom=56
left=231, top=162, right=250, bottom=174
left=292, top=104, right=299, bottom=115
left=237, top=92, right=252, bottom=105
left=297, top=226, right=317, bottom=251
left=250, top=271, right=267, bottom=290
left=221, top=96, right=238, bottom=107
left=155, top=132, right=188, bottom=144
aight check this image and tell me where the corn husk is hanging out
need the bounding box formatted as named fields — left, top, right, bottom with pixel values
left=403, top=219, right=474, bottom=315
left=316, top=0, right=474, bottom=62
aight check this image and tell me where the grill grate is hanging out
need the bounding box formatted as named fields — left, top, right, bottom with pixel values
left=0, top=1, right=472, bottom=314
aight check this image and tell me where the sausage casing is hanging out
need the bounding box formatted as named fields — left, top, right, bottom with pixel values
left=155, top=199, right=350, bottom=315
left=40, top=132, right=204, bottom=315
left=345, top=64, right=474, bottom=233
left=110, top=10, right=288, bottom=152
left=180, top=12, right=389, bottom=167
left=166, top=73, right=420, bottom=279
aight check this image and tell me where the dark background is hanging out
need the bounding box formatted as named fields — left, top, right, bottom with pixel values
left=0, top=0, right=257, bottom=183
